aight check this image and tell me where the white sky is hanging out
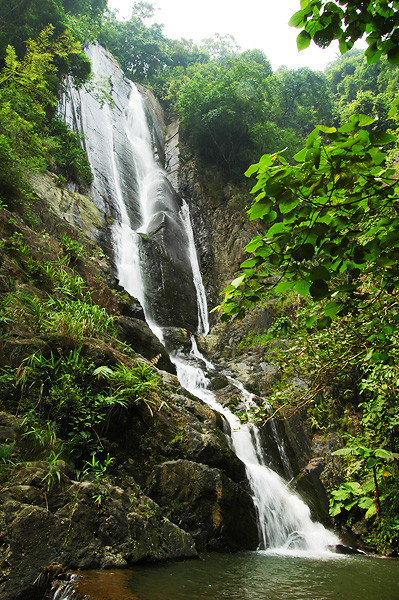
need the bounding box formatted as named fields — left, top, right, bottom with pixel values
left=107, top=0, right=342, bottom=71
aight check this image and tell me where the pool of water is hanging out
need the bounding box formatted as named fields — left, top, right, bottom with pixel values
left=77, top=552, right=399, bottom=600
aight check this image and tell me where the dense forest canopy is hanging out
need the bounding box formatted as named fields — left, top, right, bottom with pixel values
left=0, top=0, right=399, bottom=553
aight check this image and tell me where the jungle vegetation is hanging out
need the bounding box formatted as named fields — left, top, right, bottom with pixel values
left=220, top=0, right=399, bottom=552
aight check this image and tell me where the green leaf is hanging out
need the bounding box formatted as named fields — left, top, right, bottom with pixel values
left=374, top=448, right=393, bottom=460
left=332, top=447, right=357, bottom=456
left=387, top=45, right=399, bottom=65
left=292, top=243, right=315, bottom=261
left=309, top=279, right=329, bottom=299
left=297, top=30, right=311, bottom=50
left=248, top=202, right=270, bottom=220
left=310, top=265, right=331, bottom=282
left=294, top=279, right=311, bottom=295
left=275, top=279, right=294, bottom=293
left=318, top=125, right=337, bottom=134
left=293, top=148, right=307, bottom=162
left=279, top=197, right=300, bottom=214
left=358, top=496, right=374, bottom=510
left=365, top=504, right=377, bottom=520
left=245, top=237, right=263, bottom=252
left=305, top=313, right=318, bottom=327
left=267, top=222, right=287, bottom=236
left=245, top=163, right=260, bottom=177
left=329, top=503, right=343, bottom=516
left=289, top=10, right=306, bottom=27
left=344, top=499, right=358, bottom=511
left=324, top=301, right=344, bottom=317
left=240, top=257, right=259, bottom=268
left=369, top=131, right=396, bottom=144
left=316, top=315, right=332, bottom=329
left=231, top=274, right=245, bottom=288
left=357, top=114, right=376, bottom=127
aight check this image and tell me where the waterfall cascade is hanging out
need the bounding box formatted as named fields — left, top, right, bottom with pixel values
left=63, top=43, right=339, bottom=556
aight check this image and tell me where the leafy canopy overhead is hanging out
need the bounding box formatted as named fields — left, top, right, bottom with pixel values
left=220, top=0, right=399, bottom=327
left=290, top=0, right=399, bottom=64
left=220, top=116, right=398, bottom=324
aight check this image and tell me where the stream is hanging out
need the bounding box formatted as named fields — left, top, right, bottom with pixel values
left=72, top=553, right=399, bottom=600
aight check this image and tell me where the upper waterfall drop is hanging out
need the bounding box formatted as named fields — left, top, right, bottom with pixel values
left=62, top=43, right=340, bottom=556
left=62, top=44, right=203, bottom=332
left=180, top=200, right=210, bottom=335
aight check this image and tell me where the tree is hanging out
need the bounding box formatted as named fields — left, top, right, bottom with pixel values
left=98, top=6, right=169, bottom=82
left=290, top=0, right=399, bottom=64
left=0, top=26, right=90, bottom=197
left=270, top=67, right=334, bottom=137
left=220, top=117, right=398, bottom=320
left=0, top=0, right=95, bottom=88
left=326, top=49, right=399, bottom=128
left=174, top=53, right=273, bottom=177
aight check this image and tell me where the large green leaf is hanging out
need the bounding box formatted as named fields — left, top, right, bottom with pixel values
left=297, top=30, right=312, bottom=50
left=309, top=279, right=329, bottom=299
left=310, top=265, right=331, bottom=281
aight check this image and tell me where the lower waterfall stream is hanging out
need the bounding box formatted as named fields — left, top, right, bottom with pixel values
left=57, top=43, right=398, bottom=600
left=171, top=340, right=337, bottom=555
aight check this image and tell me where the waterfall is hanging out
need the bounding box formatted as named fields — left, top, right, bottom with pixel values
left=172, top=341, right=338, bottom=555
left=180, top=200, right=210, bottom=335
left=62, top=43, right=339, bottom=556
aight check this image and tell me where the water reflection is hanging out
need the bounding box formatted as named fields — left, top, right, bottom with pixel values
left=125, top=552, right=399, bottom=600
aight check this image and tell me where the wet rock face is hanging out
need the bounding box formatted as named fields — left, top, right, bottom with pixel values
left=0, top=462, right=196, bottom=600
left=178, top=159, right=263, bottom=313
left=138, top=179, right=199, bottom=333
left=116, top=316, right=176, bottom=373
left=149, top=459, right=259, bottom=551
left=63, top=45, right=200, bottom=335
left=141, top=235, right=199, bottom=332
left=61, top=44, right=142, bottom=225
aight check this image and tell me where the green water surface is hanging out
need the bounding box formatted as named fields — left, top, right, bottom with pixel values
left=128, top=552, right=399, bottom=600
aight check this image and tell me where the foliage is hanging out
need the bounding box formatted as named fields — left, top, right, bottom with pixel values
left=93, top=361, right=163, bottom=416
left=1, top=285, right=116, bottom=342
left=220, top=117, right=398, bottom=321
left=216, top=0, right=399, bottom=551
left=173, top=55, right=272, bottom=176
left=171, top=48, right=335, bottom=177
left=0, top=339, right=163, bottom=469
left=0, top=26, right=91, bottom=198
left=270, top=67, right=334, bottom=138
left=0, top=0, right=106, bottom=66
left=237, top=317, right=293, bottom=353
left=290, top=0, right=399, bottom=64
left=98, top=5, right=169, bottom=83
left=60, top=234, right=86, bottom=263
left=0, top=440, right=15, bottom=465
left=46, top=119, right=93, bottom=189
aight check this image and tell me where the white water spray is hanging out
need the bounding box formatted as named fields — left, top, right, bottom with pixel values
left=180, top=200, right=209, bottom=335
left=172, top=340, right=339, bottom=556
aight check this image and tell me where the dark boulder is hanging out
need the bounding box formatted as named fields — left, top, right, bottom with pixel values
left=148, top=459, right=259, bottom=551
left=141, top=220, right=199, bottom=333
left=116, top=316, right=175, bottom=373
left=291, top=457, right=330, bottom=524
left=0, top=464, right=196, bottom=600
